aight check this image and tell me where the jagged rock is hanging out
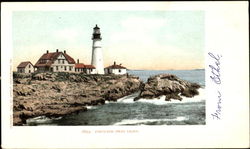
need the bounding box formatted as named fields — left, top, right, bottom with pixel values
left=140, top=90, right=155, bottom=98
left=165, top=93, right=182, bottom=101
left=33, top=73, right=47, bottom=80
left=181, top=88, right=199, bottom=97
left=14, top=85, right=35, bottom=96
left=13, top=72, right=142, bottom=125
left=134, top=74, right=200, bottom=101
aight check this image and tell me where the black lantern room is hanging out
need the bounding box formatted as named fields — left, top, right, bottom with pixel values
left=92, top=24, right=102, bottom=40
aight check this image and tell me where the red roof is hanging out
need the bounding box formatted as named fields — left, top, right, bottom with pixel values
left=64, top=54, right=76, bottom=64
left=17, top=61, right=33, bottom=68
left=84, top=65, right=95, bottom=69
left=105, top=64, right=127, bottom=69
left=34, top=51, right=76, bottom=67
left=75, top=63, right=85, bottom=68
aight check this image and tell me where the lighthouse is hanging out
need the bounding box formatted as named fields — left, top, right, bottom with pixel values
left=91, top=24, right=104, bottom=74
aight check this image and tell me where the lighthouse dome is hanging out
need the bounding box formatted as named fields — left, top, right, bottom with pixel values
left=92, top=24, right=102, bottom=39
left=94, top=24, right=100, bottom=29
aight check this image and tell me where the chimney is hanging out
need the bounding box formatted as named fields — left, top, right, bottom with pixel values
left=77, top=59, right=79, bottom=64
left=114, top=61, right=116, bottom=65
left=64, top=50, right=66, bottom=54
left=46, top=50, right=49, bottom=54
left=56, top=49, right=59, bottom=52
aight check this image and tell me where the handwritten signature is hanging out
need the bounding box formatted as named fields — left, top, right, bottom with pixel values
left=208, top=52, right=222, bottom=84
left=211, top=91, right=222, bottom=120
left=208, top=52, right=222, bottom=120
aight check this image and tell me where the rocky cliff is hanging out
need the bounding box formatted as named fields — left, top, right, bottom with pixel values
left=134, top=74, right=201, bottom=101
left=13, top=72, right=141, bottom=125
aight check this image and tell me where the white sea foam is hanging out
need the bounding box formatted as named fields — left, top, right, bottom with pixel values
left=86, top=106, right=97, bottom=109
left=26, top=116, right=62, bottom=124
left=113, top=116, right=188, bottom=125
left=117, top=88, right=205, bottom=105
left=117, top=92, right=140, bottom=103
left=105, top=100, right=117, bottom=104
left=117, top=97, right=135, bottom=103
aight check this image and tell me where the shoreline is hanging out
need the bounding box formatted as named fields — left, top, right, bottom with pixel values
left=26, top=89, right=206, bottom=126
left=13, top=72, right=142, bottom=125
left=13, top=72, right=202, bottom=126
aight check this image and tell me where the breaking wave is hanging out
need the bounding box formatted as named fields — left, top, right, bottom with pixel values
left=117, top=88, right=205, bottom=105
left=26, top=116, right=62, bottom=125
left=86, top=106, right=97, bottom=109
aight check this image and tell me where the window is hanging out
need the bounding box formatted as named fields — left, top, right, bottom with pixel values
left=41, top=60, right=45, bottom=63
left=64, top=66, right=67, bottom=71
left=69, top=66, right=72, bottom=71
left=119, top=69, right=121, bottom=73
left=58, top=59, right=60, bottom=64
left=56, top=66, right=58, bottom=71
left=61, top=66, right=63, bottom=68
left=62, top=60, right=64, bottom=64
left=29, top=65, right=31, bottom=68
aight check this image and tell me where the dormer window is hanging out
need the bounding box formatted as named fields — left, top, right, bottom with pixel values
left=39, top=59, right=46, bottom=64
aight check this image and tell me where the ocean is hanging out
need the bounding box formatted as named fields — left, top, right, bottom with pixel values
left=26, top=69, right=205, bottom=126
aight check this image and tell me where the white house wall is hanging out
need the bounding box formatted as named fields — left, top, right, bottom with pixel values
left=18, top=63, right=34, bottom=73
left=74, top=68, right=96, bottom=74
left=51, top=53, right=75, bottom=72
left=86, top=69, right=97, bottom=74
left=105, top=68, right=126, bottom=75
left=25, top=64, right=34, bottom=73
left=17, top=68, right=25, bottom=73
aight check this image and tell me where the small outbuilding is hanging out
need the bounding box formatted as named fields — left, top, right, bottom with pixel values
left=75, top=59, right=85, bottom=73
left=17, top=61, right=34, bottom=73
left=84, top=65, right=97, bottom=74
left=75, top=59, right=96, bottom=74
left=105, top=61, right=127, bottom=75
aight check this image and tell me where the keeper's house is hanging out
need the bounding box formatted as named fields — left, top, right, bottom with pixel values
left=17, top=61, right=34, bottom=73
left=34, top=49, right=76, bottom=73
left=105, top=61, right=127, bottom=75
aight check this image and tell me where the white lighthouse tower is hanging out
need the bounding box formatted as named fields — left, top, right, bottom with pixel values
left=91, top=24, right=104, bottom=74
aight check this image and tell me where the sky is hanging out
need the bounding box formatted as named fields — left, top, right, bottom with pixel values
left=13, top=11, right=204, bottom=70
